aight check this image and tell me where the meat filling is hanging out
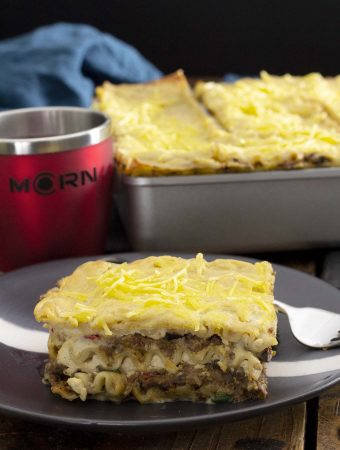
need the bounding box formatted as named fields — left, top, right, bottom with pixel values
left=44, top=333, right=271, bottom=403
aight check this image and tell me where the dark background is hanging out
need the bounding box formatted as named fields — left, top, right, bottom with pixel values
left=1, top=0, right=339, bottom=76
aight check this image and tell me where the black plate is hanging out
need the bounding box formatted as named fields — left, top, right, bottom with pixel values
left=0, top=252, right=339, bottom=432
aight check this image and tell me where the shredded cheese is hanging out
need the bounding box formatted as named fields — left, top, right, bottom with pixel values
left=34, top=254, right=276, bottom=347
left=195, top=72, right=340, bottom=170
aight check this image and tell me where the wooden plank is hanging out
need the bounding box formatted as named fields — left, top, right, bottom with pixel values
left=317, top=251, right=340, bottom=449
left=214, top=404, right=306, bottom=450
left=317, top=384, right=340, bottom=450
left=172, top=427, right=222, bottom=450
left=0, top=404, right=306, bottom=450
left=0, top=415, right=178, bottom=450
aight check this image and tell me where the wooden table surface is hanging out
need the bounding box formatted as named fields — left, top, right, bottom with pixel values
left=0, top=250, right=339, bottom=450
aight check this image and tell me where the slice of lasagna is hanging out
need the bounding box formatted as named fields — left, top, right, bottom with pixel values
left=34, top=254, right=277, bottom=404
left=195, top=71, right=340, bottom=171
left=95, top=70, right=230, bottom=176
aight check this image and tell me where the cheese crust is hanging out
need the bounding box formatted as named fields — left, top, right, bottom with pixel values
left=34, top=254, right=277, bottom=403
left=34, top=254, right=276, bottom=345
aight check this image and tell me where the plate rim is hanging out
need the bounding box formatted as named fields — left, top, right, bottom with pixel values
left=0, top=252, right=339, bottom=431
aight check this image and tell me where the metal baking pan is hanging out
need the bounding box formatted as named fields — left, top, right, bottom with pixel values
left=114, top=168, right=340, bottom=253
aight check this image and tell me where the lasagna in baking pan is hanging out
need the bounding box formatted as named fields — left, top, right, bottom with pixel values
left=95, top=70, right=340, bottom=175
left=195, top=71, right=340, bottom=170
left=34, top=254, right=277, bottom=404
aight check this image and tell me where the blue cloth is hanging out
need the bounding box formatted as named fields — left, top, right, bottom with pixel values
left=223, top=73, right=243, bottom=83
left=223, top=73, right=257, bottom=82
left=0, top=23, right=163, bottom=109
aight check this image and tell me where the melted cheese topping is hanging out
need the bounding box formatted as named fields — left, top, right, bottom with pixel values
left=34, top=254, right=277, bottom=347
left=95, top=70, right=340, bottom=174
left=95, top=70, right=230, bottom=175
left=195, top=72, right=340, bottom=169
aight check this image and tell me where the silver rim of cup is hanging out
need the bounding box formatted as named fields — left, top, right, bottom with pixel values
left=0, top=107, right=111, bottom=155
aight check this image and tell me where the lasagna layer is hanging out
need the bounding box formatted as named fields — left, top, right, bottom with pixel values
left=34, top=254, right=277, bottom=404
left=45, top=332, right=272, bottom=403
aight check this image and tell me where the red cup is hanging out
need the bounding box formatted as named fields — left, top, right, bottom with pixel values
left=0, top=107, right=113, bottom=271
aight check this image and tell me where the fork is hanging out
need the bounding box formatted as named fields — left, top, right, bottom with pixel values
left=274, top=300, right=340, bottom=349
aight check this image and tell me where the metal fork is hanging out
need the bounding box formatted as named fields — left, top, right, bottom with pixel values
left=274, top=300, right=340, bottom=349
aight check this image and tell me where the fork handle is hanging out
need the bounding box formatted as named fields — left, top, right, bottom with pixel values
left=273, top=299, right=296, bottom=314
